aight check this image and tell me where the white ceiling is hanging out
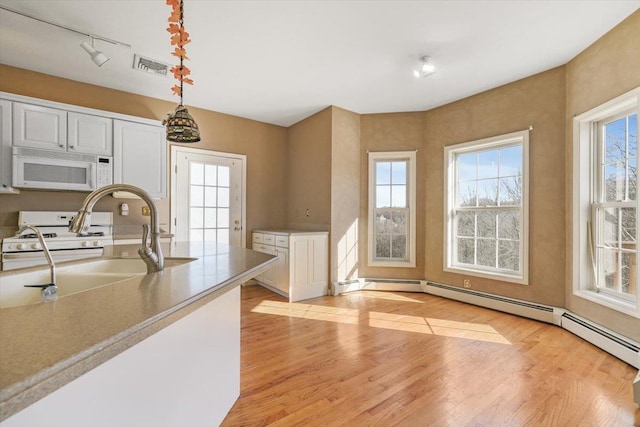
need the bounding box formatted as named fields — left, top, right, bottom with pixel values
left=0, top=1, right=638, bottom=127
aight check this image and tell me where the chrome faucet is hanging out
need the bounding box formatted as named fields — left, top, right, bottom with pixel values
left=19, top=225, right=58, bottom=301
left=69, top=184, right=164, bottom=273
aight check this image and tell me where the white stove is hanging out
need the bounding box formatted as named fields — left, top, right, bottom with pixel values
left=1, top=211, right=114, bottom=270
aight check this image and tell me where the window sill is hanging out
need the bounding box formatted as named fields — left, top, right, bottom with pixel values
left=444, top=265, right=527, bottom=285
left=574, top=289, right=639, bottom=319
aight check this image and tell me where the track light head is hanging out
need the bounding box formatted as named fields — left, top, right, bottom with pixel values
left=413, top=55, right=435, bottom=78
left=80, top=38, right=110, bottom=67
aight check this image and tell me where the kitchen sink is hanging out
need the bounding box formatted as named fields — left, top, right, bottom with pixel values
left=63, top=257, right=196, bottom=275
left=0, top=257, right=197, bottom=309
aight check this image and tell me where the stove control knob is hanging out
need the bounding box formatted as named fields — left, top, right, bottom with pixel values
left=17, top=243, right=27, bottom=250
left=82, top=241, right=90, bottom=248
left=93, top=240, right=102, bottom=247
left=31, top=243, right=42, bottom=250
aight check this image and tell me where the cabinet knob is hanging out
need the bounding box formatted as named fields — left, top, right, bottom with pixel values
left=234, top=226, right=242, bottom=231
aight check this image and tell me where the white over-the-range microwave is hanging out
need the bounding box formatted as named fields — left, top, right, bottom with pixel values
left=12, top=147, right=113, bottom=191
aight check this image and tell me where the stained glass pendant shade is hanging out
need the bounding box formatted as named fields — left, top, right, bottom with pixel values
left=163, top=0, right=201, bottom=143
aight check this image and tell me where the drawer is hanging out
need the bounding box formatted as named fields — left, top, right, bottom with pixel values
left=275, top=235, right=289, bottom=248
left=253, top=233, right=264, bottom=244
left=252, top=243, right=273, bottom=254
left=263, top=233, right=275, bottom=244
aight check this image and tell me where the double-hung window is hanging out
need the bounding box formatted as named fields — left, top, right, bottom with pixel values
left=573, top=87, right=639, bottom=317
left=444, top=130, right=529, bottom=284
left=368, top=151, right=416, bottom=267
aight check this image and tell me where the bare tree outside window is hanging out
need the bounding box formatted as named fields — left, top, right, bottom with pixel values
left=369, top=151, right=416, bottom=267
left=453, top=144, right=523, bottom=274
left=596, top=112, right=637, bottom=298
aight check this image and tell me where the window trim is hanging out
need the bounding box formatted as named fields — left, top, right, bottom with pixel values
left=572, top=87, right=640, bottom=318
left=367, top=151, right=417, bottom=268
left=443, top=130, right=530, bottom=284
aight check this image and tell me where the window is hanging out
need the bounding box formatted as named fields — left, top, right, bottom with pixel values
left=573, top=87, right=639, bottom=317
left=444, top=130, right=529, bottom=284
left=189, top=162, right=231, bottom=243
left=368, top=151, right=416, bottom=267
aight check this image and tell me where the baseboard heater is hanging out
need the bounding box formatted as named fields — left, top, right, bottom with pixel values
left=333, top=278, right=423, bottom=295
left=424, top=281, right=560, bottom=325
left=560, top=312, right=640, bottom=369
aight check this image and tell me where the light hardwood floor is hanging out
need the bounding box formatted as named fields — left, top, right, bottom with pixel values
left=221, top=285, right=640, bottom=426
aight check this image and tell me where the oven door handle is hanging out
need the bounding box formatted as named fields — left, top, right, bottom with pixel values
left=2, top=252, right=52, bottom=260
left=2, top=249, right=103, bottom=260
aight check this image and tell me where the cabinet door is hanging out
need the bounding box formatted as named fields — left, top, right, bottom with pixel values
left=0, top=99, right=19, bottom=194
left=289, top=236, right=328, bottom=302
left=274, top=246, right=289, bottom=294
left=68, top=112, right=112, bottom=155
left=113, top=120, right=167, bottom=199
left=13, top=103, right=67, bottom=150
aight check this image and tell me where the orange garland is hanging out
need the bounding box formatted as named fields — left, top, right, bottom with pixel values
left=166, top=0, right=193, bottom=99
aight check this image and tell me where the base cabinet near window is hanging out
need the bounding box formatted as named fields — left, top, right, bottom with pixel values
left=252, top=230, right=328, bottom=302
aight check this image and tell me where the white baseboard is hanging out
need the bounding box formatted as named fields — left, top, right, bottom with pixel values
left=424, top=281, right=558, bottom=325
left=333, top=278, right=424, bottom=295
left=560, top=311, right=640, bottom=369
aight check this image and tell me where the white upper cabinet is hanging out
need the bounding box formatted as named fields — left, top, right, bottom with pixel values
left=0, top=99, right=19, bottom=194
left=113, top=120, right=167, bottom=199
left=13, top=103, right=67, bottom=151
left=13, top=103, right=113, bottom=156
left=68, top=112, right=112, bottom=156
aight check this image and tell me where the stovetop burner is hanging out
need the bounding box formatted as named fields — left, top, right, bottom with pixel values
left=19, top=233, right=58, bottom=239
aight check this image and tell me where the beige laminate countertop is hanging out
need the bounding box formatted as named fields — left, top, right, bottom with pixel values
left=0, top=242, right=276, bottom=421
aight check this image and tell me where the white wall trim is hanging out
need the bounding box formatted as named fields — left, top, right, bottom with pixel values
left=0, top=91, right=162, bottom=126
left=170, top=145, right=247, bottom=248
left=571, top=86, right=640, bottom=318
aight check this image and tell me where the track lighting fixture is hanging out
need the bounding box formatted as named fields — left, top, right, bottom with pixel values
left=80, top=37, right=110, bottom=67
left=414, top=55, right=436, bottom=78
left=0, top=5, right=130, bottom=69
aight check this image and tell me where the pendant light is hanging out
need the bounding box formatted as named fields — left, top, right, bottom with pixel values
left=163, top=0, right=201, bottom=143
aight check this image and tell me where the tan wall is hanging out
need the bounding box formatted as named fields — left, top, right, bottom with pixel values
left=565, top=11, right=640, bottom=341
left=359, top=112, right=426, bottom=280
left=330, top=106, right=360, bottom=282
left=0, top=65, right=288, bottom=246
left=423, top=67, right=567, bottom=306
left=286, top=107, right=332, bottom=230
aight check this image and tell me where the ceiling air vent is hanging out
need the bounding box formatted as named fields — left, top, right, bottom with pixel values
left=132, top=54, right=170, bottom=77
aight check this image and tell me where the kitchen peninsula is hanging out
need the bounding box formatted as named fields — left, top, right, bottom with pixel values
left=0, top=241, right=276, bottom=426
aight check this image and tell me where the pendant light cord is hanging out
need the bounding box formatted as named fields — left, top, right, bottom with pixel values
left=179, top=0, right=185, bottom=107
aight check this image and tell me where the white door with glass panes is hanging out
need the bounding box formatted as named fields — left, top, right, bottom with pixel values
left=173, top=148, right=244, bottom=246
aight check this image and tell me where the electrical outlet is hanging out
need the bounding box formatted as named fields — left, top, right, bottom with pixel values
left=463, top=279, right=471, bottom=288
left=141, top=206, right=151, bottom=216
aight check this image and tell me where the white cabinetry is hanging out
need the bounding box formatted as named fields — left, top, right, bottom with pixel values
left=13, top=103, right=112, bottom=155
left=68, top=112, right=112, bottom=155
left=252, top=230, right=328, bottom=302
left=113, top=120, right=167, bottom=199
left=13, top=103, right=66, bottom=151
left=0, top=99, right=19, bottom=193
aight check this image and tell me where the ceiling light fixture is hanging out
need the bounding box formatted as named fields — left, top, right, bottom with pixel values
left=163, top=0, right=201, bottom=143
left=0, top=5, right=131, bottom=67
left=80, top=37, right=110, bottom=67
left=413, top=55, right=436, bottom=78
